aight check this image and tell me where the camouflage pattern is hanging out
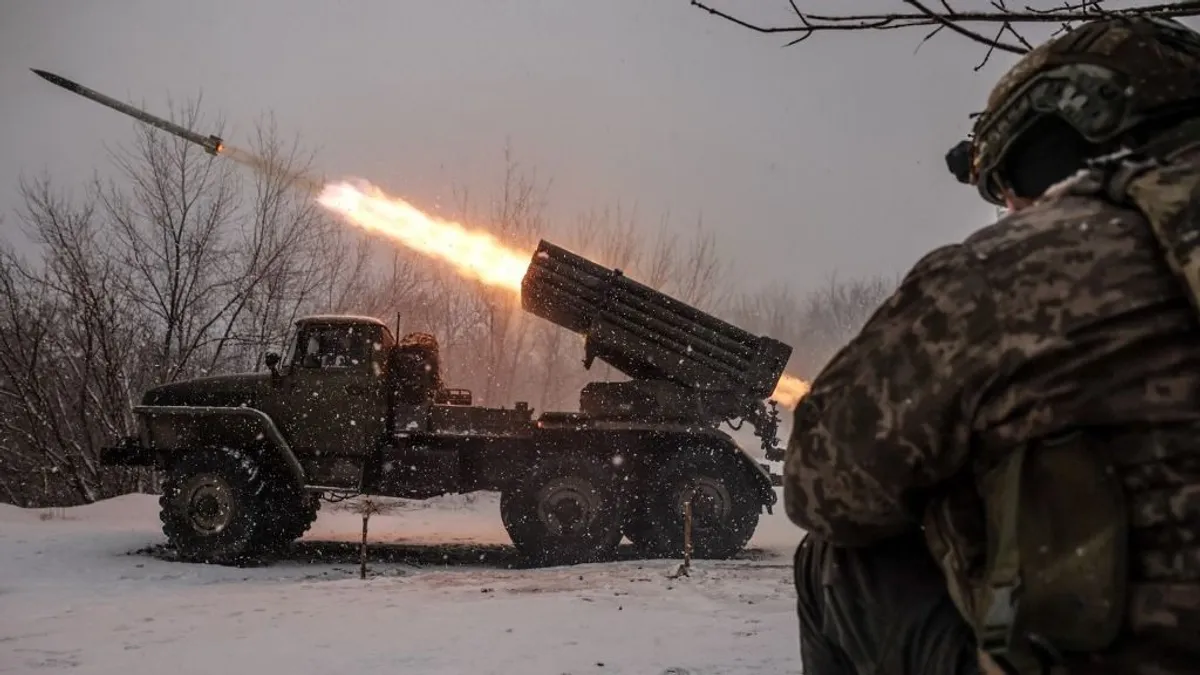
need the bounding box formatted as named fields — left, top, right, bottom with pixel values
left=793, top=531, right=980, bottom=675
left=784, top=135, right=1200, bottom=675
left=967, top=16, right=1200, bottom=205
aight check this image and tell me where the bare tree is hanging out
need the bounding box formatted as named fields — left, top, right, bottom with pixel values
left=356, top=248, right=423, bottom=323
left=93, top=99, right=244, bottom=382
left=0, top=99, right=369, bottom=506
left=0, top=187, right=147, bottom=505
left=663, top=217, right=731, bottom=312
left=450, top=142, right=550, bottom=405
left=223, top=114, right=357, bottom=371
left=725, top=282, right=804, bottom=350
left=692, top=1, right=1200, bottom=68
left=799, top=273, right=896, bottom=375
left=726, top=271, right=897, bottom=379
left=639, top=216, right=682, bottom=291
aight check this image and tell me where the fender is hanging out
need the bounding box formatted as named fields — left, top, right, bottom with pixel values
left=662, top=427, right=778, bottom=511
left=132, top=405, right=305, bottom=486
left=528, top=421, right=778, bottom=512
left=720, top=434, right=779, bottom=512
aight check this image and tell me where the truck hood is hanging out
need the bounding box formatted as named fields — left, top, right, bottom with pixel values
left=141, top=372, right=271, bottom=408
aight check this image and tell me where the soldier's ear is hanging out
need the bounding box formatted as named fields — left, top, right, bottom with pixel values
left=1003, top=188, right=1034, bottom=212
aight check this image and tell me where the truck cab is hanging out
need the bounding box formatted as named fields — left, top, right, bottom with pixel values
left=258, top=315, right=396, bottom=487
left=260, top=315, right=489, bottom=490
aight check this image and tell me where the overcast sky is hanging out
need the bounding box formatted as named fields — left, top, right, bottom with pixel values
left=0, top=1, right=1152, bottom=295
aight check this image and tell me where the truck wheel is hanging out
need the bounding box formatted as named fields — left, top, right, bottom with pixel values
left=257, top=489, right=320, bottom=554
left=627, top=447, right=760, bottom=560
left=159, top=447, right=273, bottom=564
left=284, top=492, right=321, bottom=540
left=500, top=453, right=625, bottom=566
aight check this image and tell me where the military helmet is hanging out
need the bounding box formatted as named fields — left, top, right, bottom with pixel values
left=963, top=15, right=1200, bottom=205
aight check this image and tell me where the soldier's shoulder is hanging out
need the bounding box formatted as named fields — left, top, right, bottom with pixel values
left=905, top=242, right=975, bottom=278
left=885, top=243, right=986, bottom=307
left=964, top=181, right=1140, bottom=259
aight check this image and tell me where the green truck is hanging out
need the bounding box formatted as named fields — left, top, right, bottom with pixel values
left=102, top=240, right=793, bottom=567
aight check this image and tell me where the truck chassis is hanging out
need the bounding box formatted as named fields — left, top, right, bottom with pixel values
left=101, top=240, right=792, bottom=567
left=107, top=401, right=777, bottom=566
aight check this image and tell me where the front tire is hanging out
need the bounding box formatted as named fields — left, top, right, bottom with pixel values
left=500, top=453, right=625, bottom=566
left=159, top=447, right=274, bottom=564
left=257, top=488, right=321, bottom=554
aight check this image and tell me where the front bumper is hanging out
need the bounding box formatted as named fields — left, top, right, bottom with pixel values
left=100, top=437, right=157, bottom=466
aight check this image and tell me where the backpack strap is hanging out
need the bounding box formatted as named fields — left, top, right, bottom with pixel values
left=973, top=431, right=1130, bottom=675
left=1056, top=120, right=1200, bottom=318
left=974, top=446, right=1035, bottom=671
left=1124, top=156, right=1200, bottom=317
left=974, top=444, right=1076, bottom=675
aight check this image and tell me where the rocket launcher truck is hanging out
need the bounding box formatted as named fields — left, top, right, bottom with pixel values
left=101, top=240, right=794, bottom=567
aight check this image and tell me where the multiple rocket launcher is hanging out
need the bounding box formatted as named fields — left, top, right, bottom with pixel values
left=30, top=68, right=795, bottom=452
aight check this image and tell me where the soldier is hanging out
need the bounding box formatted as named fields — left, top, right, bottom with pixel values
left=786, top=15, right=1200, bottom=675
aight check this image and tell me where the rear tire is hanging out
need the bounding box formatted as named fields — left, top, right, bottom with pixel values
left=159, top=447, right=275, bottom=565
left=500, top=453, right=625, bottom=566
left=625, top=445, right=761, bottom=560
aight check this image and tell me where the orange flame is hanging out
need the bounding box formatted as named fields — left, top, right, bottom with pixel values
left=771, top=373, right=810, bottom=409
left=316, top=179, right=811, bottom=408
left=317, top=179, right=530, bottom=291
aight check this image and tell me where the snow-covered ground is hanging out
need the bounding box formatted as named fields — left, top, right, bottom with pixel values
left=0, top=490, right=805, bottom=675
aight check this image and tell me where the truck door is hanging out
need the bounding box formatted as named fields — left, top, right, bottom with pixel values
left=272, top=322, right=388, bottom=487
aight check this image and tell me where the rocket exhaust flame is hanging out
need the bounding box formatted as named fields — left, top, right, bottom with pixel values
left=316, top=180, right=811, bottom=409
left=317, top=180, right=531, bottom=291
left=32, top=67, right=811, bottom=409
left=771, top=374, right=810, bottom=409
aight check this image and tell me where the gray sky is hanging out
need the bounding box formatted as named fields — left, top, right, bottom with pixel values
left=1, top=1, right=1043, bottom=294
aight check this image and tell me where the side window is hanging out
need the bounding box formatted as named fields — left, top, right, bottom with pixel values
left=293, top=325, right=374, bottom=370
left=376, top=326, right=396, bottom=353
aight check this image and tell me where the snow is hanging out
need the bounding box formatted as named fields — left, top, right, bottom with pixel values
left=0, top=490, right=806, bottom=675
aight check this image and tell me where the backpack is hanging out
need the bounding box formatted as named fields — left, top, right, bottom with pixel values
left=941, top=119, right=1200, bottom=675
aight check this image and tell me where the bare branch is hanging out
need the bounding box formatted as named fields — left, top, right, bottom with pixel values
left=691, top=1, right=1200, bottom=55
left=904, top=0, right=1026, bottom=58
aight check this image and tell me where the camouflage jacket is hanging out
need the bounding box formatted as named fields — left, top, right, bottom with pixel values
left=784, top=144, right=1200, bottom=671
